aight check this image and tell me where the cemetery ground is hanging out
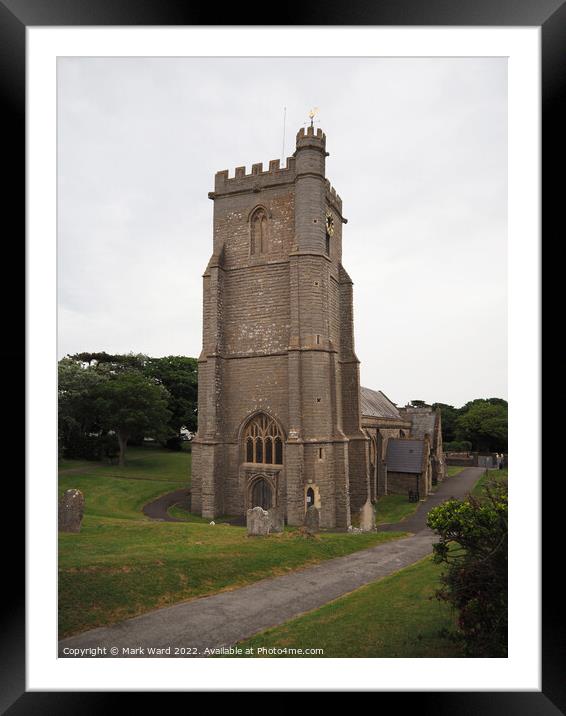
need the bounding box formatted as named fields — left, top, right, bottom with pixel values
left=58, top=445, right=406, bottom=638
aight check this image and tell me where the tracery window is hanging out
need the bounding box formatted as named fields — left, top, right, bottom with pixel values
left=243, top=413, right=283, bottom=465
left=250, top=207, right=269, bottom=255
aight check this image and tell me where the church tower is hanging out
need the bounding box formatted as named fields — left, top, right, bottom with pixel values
left=191, top=124, right=369, bottom=529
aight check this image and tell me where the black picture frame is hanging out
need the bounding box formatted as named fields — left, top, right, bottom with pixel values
left=4, top=0, right=554, bottom=709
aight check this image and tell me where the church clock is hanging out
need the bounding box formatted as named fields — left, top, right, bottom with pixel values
left=325, top=210, right=335, bottom=236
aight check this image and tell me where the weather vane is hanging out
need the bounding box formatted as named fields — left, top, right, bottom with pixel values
left=308, top=107, right=319, bottom=128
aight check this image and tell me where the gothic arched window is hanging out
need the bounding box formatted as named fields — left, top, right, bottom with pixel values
left=250, top=208, right=269, bottom=255
left=243, top=413, right=283, bottom=465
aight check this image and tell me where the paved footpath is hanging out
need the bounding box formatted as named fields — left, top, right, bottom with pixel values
left=379, top=466, right=485, bottom=533
left=59, top=467, right=484, bottom=658
left=142, top=488, right=189, bottom=522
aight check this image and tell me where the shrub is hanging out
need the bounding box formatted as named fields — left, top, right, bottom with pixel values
left=444, top=440, right=473, bottom=452
left=426, top=479, right=508, bottom=657
left=61, top=429, right=119, bottom=463
left=62, top=431, right=103, bottom=461
left=165, top=435, right=183, bottom=451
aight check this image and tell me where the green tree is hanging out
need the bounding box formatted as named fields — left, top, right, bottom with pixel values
left=426, top=479, right=508, bottom=657
left=93, top=371, right=172, bottom=465
left=431, top=402, right=460, bottom=443
left=70, top=351, right=149, bottom=373
left=144, top=356, right=198, bottom=434
left=456, top=400, right=508, bottom=452
left=58, top=358, right=108, bottom=454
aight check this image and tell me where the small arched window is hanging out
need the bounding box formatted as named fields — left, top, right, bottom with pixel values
left=243, top=413, right=283, bottom=465
left=250, top=208, right=269, bottom=255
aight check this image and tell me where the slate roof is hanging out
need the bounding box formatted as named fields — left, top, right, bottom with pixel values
left=360, top=387, right=401, bottom=420
left=385, top=438, right=425, bottom=474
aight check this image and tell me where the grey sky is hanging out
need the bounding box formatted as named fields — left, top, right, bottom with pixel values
left=58, top=57, right=507, bottom=408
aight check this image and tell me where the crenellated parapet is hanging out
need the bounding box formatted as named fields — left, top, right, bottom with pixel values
left=296, top=126, right=327, bottom=150
left=324, top=178, right=343, bottom=216
left=211, top=156, right=296, bottom=197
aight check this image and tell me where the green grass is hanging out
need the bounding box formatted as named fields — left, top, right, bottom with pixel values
left=472, top=467, right=508, bottom=496
left=58, top=446, right=406, bottom=638
left=167, top=504, right=234, bottom=524
left=446, top=466, right=466, bottom=477
left=230, top=553, right=463, bottom=658
left=374, top=494, right=418, bottom=525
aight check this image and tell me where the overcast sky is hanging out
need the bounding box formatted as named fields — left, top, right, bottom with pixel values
left=58, top=57, right=507, bottom=408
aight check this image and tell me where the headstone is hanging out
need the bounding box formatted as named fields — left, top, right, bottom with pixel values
left=359, top=499, right=376, bottom=532
left=268, top=508, right=284, bottom=533
left=247, top=506, right=271, bottom=536
left=58, top=489, right=85, bottom=533
left=304, top=505, right=320, bottom=534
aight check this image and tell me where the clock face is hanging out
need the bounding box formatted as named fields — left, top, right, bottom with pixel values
left=325, top=211, right=335, bottom=236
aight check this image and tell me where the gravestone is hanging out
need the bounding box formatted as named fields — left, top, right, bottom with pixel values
left=268, top=508, right=284, bottom=533
left=359, top=499, right=376, bottom=532
left=58, top=489, right=85, bottom=533
left=247, top=506, right=271, bottom=536
left=304, top=505, right=320, bottom=534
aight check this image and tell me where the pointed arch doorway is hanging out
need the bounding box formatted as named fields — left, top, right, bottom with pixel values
left=251, top=476, right=273, bottom=510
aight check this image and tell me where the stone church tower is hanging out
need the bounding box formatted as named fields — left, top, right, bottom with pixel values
left=191, top=125, right=369, bottom=528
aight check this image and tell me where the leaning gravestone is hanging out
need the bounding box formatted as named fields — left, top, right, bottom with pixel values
left=304, top=505, right=320, bottom=534
left=359, top=499, right=376, bottom=532
left=58, top=489, right=85, bottom=533
left=268, top=508, right=284, bottom=533
left=247, top=506, right=271, bottom=536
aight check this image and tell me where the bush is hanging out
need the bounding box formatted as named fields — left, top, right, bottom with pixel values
left=426, top=479, right=508, bottom=657
left=61, top=430, right=119, bottom=463
left=444, top=440, right=473, bottom=452
left=164, top=435, right=183, bottom=451
left=61, top=431, right=103, bottom=461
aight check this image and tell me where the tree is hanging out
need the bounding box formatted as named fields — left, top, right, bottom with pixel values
left=93, top=371, right=172, bottom=465
left=426, top=479, right=508, bottom=657
left=144, top=356, right=198, bottom=434
left=409, top=399, right=428, bottom=408
left=70, top=351, right=149, bottom=373
left=456, top=400, right=508, bottom=452
left=58, top=358, right=109, bottom=456
left=431, top=402, right=460, bottom=444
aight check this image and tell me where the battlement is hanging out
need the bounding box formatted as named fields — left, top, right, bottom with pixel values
left=213, top=155, right=296, bottom=195
left=324, top=178, right=342, bottom=212
left=296, top=126, right=326, bottom=143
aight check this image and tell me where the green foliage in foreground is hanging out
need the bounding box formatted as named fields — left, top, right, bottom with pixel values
left=58, top=447, right=405, bottom=638
left=427, top=477, right=508, bottom=657
left=230, top=554, right=463, bottom=658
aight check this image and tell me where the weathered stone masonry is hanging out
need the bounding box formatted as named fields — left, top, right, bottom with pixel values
left=191, top=126, right=369, bottom=529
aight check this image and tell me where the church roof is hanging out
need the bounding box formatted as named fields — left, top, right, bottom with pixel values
left=360, top=387, right=401, bottom=419
left=386, top=438, right=426, bottom=474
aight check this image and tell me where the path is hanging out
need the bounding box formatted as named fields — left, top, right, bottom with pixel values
left=142, top=488, right=190, bottom=522
left=59, top=467, right=484, bottom=658
left=379, top=466, right=485, bottom=532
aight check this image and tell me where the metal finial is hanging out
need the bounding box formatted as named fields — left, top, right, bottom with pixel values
left=308, top=107, right=319, bottom=127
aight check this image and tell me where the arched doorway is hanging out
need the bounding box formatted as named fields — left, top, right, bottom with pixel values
left=306, top=487, right=315, bottom=508
left=251, top=477, right=273, bottom=510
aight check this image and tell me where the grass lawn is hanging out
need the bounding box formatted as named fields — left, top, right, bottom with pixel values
left=446, top=466, right=466, bottom=477
left=374, top=494, right=418, bottom=526
left=229, top=553, right=463, bottom=658
left=59, top=446, right=406, bottom=638
left=472, top=467, right=508, bottom=496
